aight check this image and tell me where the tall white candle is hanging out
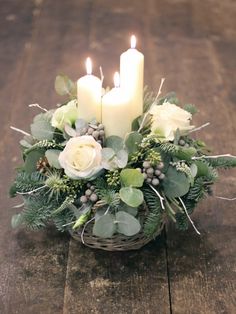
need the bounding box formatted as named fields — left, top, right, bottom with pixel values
left=77, top=57, right=102, bottom=122
left=120, top=35, right=144, bottom=121
left=102, top=72, right=131, bottom=138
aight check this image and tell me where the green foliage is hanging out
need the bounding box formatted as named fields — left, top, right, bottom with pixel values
left=94, top=179, right=120, bottom=208
left=125, top=132, right=143, bottom=154
left=55, top=74, right=77, bottom=98
left=116, top=211, right=141, bottom=236
left=52, top=195, right=75, bottom=215
left=175, top=212, right=189, bottom=231
left=93, top=214, right=116, bottom=238
left=24, top=149, right=45, bottom=173
left=163, top=166, right=190, bottom=198
left=159, top=143, right=179, bottom=154
left=105, top=136, right=124, bottom=153
left=93, top=211, right=141, bottom=238
left=106, top=169, right=121, bottom=189
left=146, top=148, right=162, bottom=165
left=53, top=209, right=75, bottom=232
left=175, top=162, right=194, bottom=185
left=9, top=171, right=46, bottom=197
left=24, top=140, right=63, bottom=156
left=120, top=187, right=144, bottom=207
left=120, top=169, right=144, bottom=187
left=204, top=156, right=236, bottom=169
left=143, top=187, right=163, bottom=237
left=30, top=111, right=55, bottom=141
left=183, top=104, right=198, bottom=115
left=45, top=149, right=62, bottom=169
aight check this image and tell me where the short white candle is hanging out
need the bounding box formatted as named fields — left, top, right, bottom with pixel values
left=77, top=57, right=102, bottom=122
left=120, top=35, right=144, bottom=121
left=102, top=72, right=131, bottom=139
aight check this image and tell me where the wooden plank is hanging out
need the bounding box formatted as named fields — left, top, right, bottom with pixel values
left=151, top=35, right=236, bottom=314
left=63, top=1, right=170, bottom=313
left=0, top=0, right=93, bottom=312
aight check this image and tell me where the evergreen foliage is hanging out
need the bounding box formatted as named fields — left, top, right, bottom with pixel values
left=143, top=187, right=163, bottom=237
left=9, top=171, right=46, bottom=197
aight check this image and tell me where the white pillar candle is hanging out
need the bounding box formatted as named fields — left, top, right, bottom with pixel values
left=77, top=57, right=102, bottom=122
left=102, top=72, right=131, bottom=138
left=120, top=35, right=144, bottom=121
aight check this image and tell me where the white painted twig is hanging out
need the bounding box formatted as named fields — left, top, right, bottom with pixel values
left=10, top=126, right=30, bottom=137
left=154, top=77, right=166, bottom=102
left=178, top=197, right=201, bottom=235
left=99, top=66, right=104, bottom=86
left=81, top=217, right=95, bottom=244
left=28, top=103, right=48, bottom=112
left=192, top=154, right=236, bottom=160
left=189, top=122, right=210, bottom=133
left=148, top=184, right=165, bottom=210
left=13, top=202, right=24, bottom=208
left=16, top=185, right=46, bottom=195
left=215, top=196, right=236, bottom=201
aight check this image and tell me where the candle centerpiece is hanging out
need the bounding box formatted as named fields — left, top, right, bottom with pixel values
left=9, top=36, right=236, bottom=252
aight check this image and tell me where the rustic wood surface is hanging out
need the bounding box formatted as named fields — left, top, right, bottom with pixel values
left=0, top=0, right=235, bottom=313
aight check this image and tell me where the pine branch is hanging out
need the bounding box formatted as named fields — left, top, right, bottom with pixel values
left=9, top=171, right=46, bottom=197
left=205, top=156, right=236, bottom=169
left=24, top=140, right=63, bottom=155
left=143, top=187, right=163, bottom=237
left=94, top=178, right=120, bottom=208
left=52, top=209, right=75, bottom=232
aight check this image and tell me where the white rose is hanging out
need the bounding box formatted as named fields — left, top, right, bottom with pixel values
left=59, top=136, right=103, bottom=179
left=149, top=102, right=194, bottom=141
left=51, top=99, right=79, bottom=131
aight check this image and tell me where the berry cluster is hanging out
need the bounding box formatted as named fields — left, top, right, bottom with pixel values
left=139, top=160, right=165, bottom=186
left=86, top=123, right=105, bottom=145
left=80, top=183, right=98, bottom=204
left=178, top=138, right=190, bottom=148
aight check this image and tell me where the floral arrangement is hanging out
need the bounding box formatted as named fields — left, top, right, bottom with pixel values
left=10, top=74, right=236, bottom=248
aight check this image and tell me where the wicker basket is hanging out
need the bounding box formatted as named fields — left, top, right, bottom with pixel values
left=70, top=221, right=165, bottom=251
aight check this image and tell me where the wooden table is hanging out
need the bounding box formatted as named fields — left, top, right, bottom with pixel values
left=0, top=1, right=235, bottom=313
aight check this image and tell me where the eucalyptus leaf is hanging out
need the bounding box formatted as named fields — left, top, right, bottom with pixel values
left=125, top=132, right=143, bottom=154
left=175, top=146, right=197, bottom=161
left=190, top=163, right=198, bottom=178
left=31, top=112, right=55, bottom=141
left=120, top=169, right=144, bottom=187
left=105, top=136, right=124, bottom=153
left=45, top=149, right=62, bottom=169
left=11, top=213, right=23, bottom=228
left=75, top=119, right=88, bottom=132
left=24, top=149, right=45, bottom=173
left=162, top=166, right=190, bottom=198
left=101, top=147, right=116, bottom=170
left=195, top=160, right=210, bottom=177
left=93, top=214, right=116, bottom=238
left=119, top=187, right=144, bottom=207
left=116, top=211, right=141, bottom=236
left=119, top=202, right=138, bottom=216
left=55, top=75, right=77, bottom=97
left=116, top=149, right=128, bottom=168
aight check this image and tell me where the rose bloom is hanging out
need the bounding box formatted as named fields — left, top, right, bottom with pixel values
left=51, top=99, right=79, bottom=131
left=59, top=136, right=103, bottom=179
left=149, top=102, right=194, bottom=141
